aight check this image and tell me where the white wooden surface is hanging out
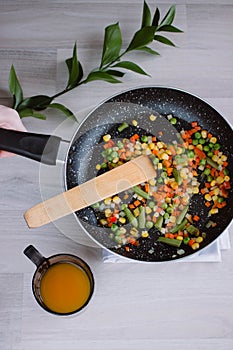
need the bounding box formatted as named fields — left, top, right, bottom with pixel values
left=0, top=1, right=233, bottom=349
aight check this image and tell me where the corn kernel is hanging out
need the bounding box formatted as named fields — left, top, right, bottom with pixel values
left=213, top=188, right=220, bottom=196
left=145, top=207, right=152, bottom=214
left=176, top=236, right=183, bottom=241
left=221, top=155, right=227, bottom=162
left=201, top=130, right=207, bottom=138
left=212, top=155, right=219, bottom=163
left=196, top=236, right=203, bottom=243
left=170, top=215, right=176, bottom=223
left=104, top=198, right=112, bottom=205
left=103, top=134, right=111, bottom=142
left=210, top=137, right=217, bottom=144
left=158, top=162, right=163, bottom=170
left=148, top=142, right=155, bottom=150
left=205, top=193, right=212, bottom=201
left=149, top=179, right=156, bottom=186
left=112, top=196, right=121, bottom=204
left=141, top=231, right=149, bottom=238
left=119, top=217, right=126, bottom=224
left=157, top=142, right=164, bottom=149
left=224, top=176, right=230, bottom=182
left=176, top=147, right=183, bottom=155
left=210, top=180, right=216, bottom=187
left=149, top=114, right=156, bottom=121
left=96, top=164, right=101, bottom=170
left=216, top=176, right=224, bottom=184
left=209, top=208, right=219, bottom=215
left=196, top=144, right=203, bottom=151
left=191, top=242, right=200, bottom=250
left=100, top=219, right=108, bottom=226
left=104, top=209, right=112, bottom=217
left=132, top=119, right=138, bottom=126
left=192, top=187, right=199, bottom=194
left=160, top=152, right=169, bottom=160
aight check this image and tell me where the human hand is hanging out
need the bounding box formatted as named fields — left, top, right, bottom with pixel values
left=0, top=105, right=27, bottom=157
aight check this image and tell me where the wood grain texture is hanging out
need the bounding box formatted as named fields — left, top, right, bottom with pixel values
left=24, top=155, right=156, bottom=227
left=0, top=1, right=233, bottom=349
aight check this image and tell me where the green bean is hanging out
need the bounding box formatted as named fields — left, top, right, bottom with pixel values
left=154, top=215, right=163, bottom=231
left=124, top=207, right=138, bottom=228
left=157, top=237, right=182, bottom=248
left=118, top=122, right=129, bottom=132
left=132, top=186, right=150, bottom=199
left=170, top=218, right=188, bottom=233
left=173, top=168, right=182, bottom=185
left=186, top=224, right=199, bottom=235
left=176, top=205, right=188, bottom=225
left=206, top=157, right=219, bottom=169
left=138, top=206, right=146, bottom=229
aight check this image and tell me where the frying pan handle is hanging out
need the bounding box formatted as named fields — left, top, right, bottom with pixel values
left=0, top=128, right=62, bottom=165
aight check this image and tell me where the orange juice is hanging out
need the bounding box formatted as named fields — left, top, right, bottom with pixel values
left=40, top=262, right=91, bottom=314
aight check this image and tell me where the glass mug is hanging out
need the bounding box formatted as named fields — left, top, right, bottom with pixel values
left=24, top=245, right=95, bottom=316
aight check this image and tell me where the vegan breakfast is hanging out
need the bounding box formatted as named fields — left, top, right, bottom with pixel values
left=90, top=114, right=231, bottom=258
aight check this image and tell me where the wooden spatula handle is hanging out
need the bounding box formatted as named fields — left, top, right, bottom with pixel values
left=24, top=155, right=156, bottom=228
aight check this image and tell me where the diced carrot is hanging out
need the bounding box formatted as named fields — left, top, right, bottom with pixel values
left=208, top=133, right=212, bottom=139
left=194, top=147, right=206, bottom=160
left=129, top=204, right=135, bottom=209
left=205, top=201, right=211, bottom=207
left=169, top=145, right=176, bottom=155
left=165, top=233, right=175, bottom=239
left=191, top=121, right=198, bottom=127
left=134, top=200, right=141, bottom=207
left=144, top=184, right=150, bottom=193
left=223, top=161, right=228, bottom=167
left=130, top=134, right=140, bottom=143
left=193, top=215, right=200, bottom=222
left=201, top=188, right=207, bottom=194
left=152, top=136, right=157, bottom=142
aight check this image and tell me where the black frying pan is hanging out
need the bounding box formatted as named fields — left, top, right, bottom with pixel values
left=0, top=86, right=232, bottom=262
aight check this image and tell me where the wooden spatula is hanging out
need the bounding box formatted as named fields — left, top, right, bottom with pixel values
left=24, top=155, right=156, bottom=228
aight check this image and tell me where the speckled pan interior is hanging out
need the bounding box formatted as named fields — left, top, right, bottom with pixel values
left=66, top=87, right=233, bottom=262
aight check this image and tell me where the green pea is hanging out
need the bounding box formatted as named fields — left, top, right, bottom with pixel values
left=194, top=132, right=201, bottom=139
left=170, top=117, right=177, bottom=125
left=192, top=139, right=199, bottom=146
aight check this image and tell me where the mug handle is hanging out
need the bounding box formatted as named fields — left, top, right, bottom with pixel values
left=24, top=245, right=46, bottom=267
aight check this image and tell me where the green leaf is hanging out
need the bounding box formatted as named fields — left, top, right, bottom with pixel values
left=105, top=69, right=125, bottom=77
left=113, top=61, right=149, bottom=76
left=31, top=111, right=47, bottom=120
left=152, top=7, right=160, bottom=27
left=66, top=42, right=83, bottom=88
left=157, top=24, right=183, bottom=33
left=85, top=71, right=122, bottom=84
left=8, top=65, right=23, bottom=109
left=154, top=35, right=176, bottom=47
left=126, top=26, right=156, bottom=52
left=17, top=95, right=53, bottom=111
left=141, top=1, right=151, bottom=28
left=100, top=23, right=122, bottom=67
left=18, top=108, right=34, bottom=118
left=159, top=5, right=176, bottom=27
left=48, top=103, right=76, bottom=120
left=18, top=108, right=46, bottom=120
left=136, top=46, right=160, bottom=55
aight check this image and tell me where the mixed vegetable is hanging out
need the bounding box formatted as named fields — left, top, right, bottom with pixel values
left=92, top=115, right=231, bottom=257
